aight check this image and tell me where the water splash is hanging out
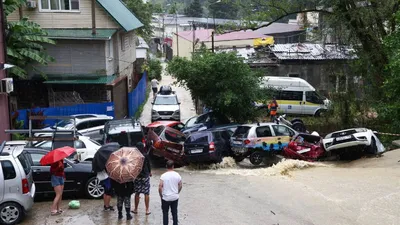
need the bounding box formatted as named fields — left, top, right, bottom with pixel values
left=180, top=158, right=329, bottom=177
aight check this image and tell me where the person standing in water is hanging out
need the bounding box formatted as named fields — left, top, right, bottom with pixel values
left=50, top=160, right=65, bottom=216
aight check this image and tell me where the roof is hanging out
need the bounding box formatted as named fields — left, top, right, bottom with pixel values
left=254, top=23, right=303, bottom=35
left=43, top=74, right=118, bottom=85
left=96, top=0, right=143, bottom=32
left=216, top=47, right=256, bottom=61
left=177, top=29, right=267, bottom=42
left=44, top=29, right=117, bottom=40
left=270, top=43, right=357, bottom=60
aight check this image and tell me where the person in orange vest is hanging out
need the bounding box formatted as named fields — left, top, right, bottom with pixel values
left=268, top=97, right=279, bottom=122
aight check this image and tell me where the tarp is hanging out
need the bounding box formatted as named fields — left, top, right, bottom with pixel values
left=254, top=37, right=274, bottom=48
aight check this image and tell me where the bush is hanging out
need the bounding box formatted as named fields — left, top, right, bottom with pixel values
left=147, top=59, right=162, bottom=81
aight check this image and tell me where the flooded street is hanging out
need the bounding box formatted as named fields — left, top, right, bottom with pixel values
left=21, top=150, right=400, bottom=225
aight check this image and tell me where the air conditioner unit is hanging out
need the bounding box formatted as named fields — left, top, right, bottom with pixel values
left=1, top=78, right=13, bottom=94
left=26, top=1, right=37, bottom=9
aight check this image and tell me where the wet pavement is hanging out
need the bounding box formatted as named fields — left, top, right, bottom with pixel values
left=21, top=150, right=400, bottom=225
left=139, top=63, right=197, bottom=126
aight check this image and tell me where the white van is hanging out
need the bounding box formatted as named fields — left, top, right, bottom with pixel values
left=260, top=76, right=330, bottom=116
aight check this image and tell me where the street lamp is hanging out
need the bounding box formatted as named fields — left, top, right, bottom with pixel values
left=208, top=0, right=222, bottom=53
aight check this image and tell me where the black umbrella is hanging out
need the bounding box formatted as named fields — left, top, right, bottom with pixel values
left=92, top=142, right=121, bottom=173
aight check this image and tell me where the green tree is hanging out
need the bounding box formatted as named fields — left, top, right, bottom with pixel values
left=184, top=0, right=203, bottom=17
left=5, top=0, right=55, bottom=78
left=124, top=0, right=154, bottom=41
left=208, top=0, right=238, bottom=19
left=167, top=50, right=267, bottom=122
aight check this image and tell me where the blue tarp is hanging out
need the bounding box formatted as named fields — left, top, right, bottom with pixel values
left=128, top=72, right=147, bottom=117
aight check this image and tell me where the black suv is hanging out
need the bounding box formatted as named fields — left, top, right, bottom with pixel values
left=101, top=119, right=146, bottom=147
left=184, top=129, right=233, bottom=163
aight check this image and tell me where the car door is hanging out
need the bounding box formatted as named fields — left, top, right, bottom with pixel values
left=29, top=152, right=52, bottom=193
left=76, top=121, right=91, bottom=136
left=82, top=119, right=110, bottom=141
left=305, top=91, right=324, bottom=115
left=254, top=126, right=277, bottom=151
left=0, top=163, right=4, bottom=202
left=63, top=161, right=77, bottom=192
left=278, top=91, right=304, bottom=114
left=271, top=125, right=294, bottom=149
left=0, top=160, right=19, bottom=199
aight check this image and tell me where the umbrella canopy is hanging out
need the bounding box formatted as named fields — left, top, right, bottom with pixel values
left=40, top=146, right=76, bottom=166
left=92, top=142, right=121, bottom=173
left=106, top=147, right=144, bottom=184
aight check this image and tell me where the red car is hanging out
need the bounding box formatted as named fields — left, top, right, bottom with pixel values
left=146, top=121, right=185, bottom=131
left=283, top=133, right=325, bottom=161
left=147, top=125, right=187, bottom=165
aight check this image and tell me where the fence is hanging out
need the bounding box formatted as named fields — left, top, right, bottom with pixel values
left=16, top=102, right=115, bottom=129
left=128, top=72, right=147, bottom=117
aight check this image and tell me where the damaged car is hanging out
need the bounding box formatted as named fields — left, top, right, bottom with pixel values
left=147, top=125, right=187, bottom=165
left=322, top=128, right=385, bottom=158
left=283, top=133, right=325, bottom=161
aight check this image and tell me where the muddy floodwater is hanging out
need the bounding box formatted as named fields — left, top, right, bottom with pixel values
left=21, top=150, right=400, bottom=225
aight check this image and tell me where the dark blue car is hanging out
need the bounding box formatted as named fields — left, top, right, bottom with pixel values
left=182, top=112, right=236, bottom=135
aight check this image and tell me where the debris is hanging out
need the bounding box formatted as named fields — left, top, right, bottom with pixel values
left=270, top=210, right=276, bottom=215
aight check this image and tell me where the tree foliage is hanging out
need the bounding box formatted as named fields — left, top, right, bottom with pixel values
left=124, top=0, right=155, bottom=41
left=5, top=0, right=55, bottom=78
left=208, top=0, right=238, bottom=19
left=167, top=50, right=267, bottom=122
left=184, top=0, right=203, bottom=17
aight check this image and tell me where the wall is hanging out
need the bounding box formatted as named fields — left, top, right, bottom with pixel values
left=34, top=40, right=106, bottom=75
left=105, top=37, right=117, bottom=75
left=172, top=35, right=195, bottom=58
left=117, top=30, right=137, bottom=91
left=7, top=0, right=119, bottom=29
left=112, top=77, right=128, bottom=119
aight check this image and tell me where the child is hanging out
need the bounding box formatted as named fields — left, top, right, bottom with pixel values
left=111, top=179, right=134, bottom=220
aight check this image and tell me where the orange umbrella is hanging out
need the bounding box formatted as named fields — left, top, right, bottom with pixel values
left=40, top=146, right=76, bottom=166
left=106, top=147, right=144, bottom=184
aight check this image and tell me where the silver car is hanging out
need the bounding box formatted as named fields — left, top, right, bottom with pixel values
left=151, top=94, right=181, bottom=122
left=0, top=143, right=35, bottom=225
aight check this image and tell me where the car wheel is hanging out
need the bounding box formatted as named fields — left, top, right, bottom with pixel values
left=0, top=202, right=23, bottom=225
left=292, top=121, right=307, bottom=133
left=85, top=177, right=104, bottom=199
left=249, top=151, right=263, bottom=165
left=314, top=109, right=326, bottom=117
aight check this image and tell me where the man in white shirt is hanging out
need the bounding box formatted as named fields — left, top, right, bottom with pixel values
left=159, top=160, right=182, bottom=225
left=151, top=78, right=159, bottom=99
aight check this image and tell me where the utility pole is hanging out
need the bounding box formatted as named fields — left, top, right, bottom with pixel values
left=192, top=21, right=196, bottom=55
left=211, top=31, right=215, bottom=53
left=162, top=14, right=165, bottom=58
left=175, top=8, right=179, bottom=57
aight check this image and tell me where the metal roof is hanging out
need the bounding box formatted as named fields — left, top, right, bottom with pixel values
left=44, top=29, right=117, bottom=40
left=269, top=43, right=357, bottom=60
left=43, top=74, right=117, bottom=85
left=96, top=0, right=143, bottom=32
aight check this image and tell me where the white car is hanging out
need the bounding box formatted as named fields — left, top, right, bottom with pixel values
left=323, top=128, right=385, bottom=154
left=34, top=136, right=101, bottom=161
left=37, top=114, right=113, bottom=142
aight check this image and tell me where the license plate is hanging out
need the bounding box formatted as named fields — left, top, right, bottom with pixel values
left=336, top=135, right=352, bottom=141
left=191, top=149, right=203, bottom=154
left=233, top=141, right=242, bottom=145
left=297, top=148, right=311, bottom=154
left=233, top=148, right=247, bottom=153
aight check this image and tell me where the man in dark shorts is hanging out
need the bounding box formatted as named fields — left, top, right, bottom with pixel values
left=132, top=142, right=152, bottom=215
left=100, top=177, right=114, bottom=211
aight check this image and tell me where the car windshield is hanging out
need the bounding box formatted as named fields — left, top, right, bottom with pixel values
left=55, top=119, right=73, bottom=128
left=107, top=132, right=143, bottom=147
left=154, top=96, right=177, bottom=105
left=185, top=116, right=198, bottom=128
left=232, top=126, right=251, bottom=138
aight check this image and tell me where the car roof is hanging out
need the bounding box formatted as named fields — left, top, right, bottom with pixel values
left=147, top=121, right=181, bottom=128
left=0, top=144, right=25, bottom=158
left=239, top=122, right=278, bottom=127
left=106, top=119, right=142, bottom=134
left=5, top=140, right=28, bottom=146
left=75, top=116, right=113, bottom=122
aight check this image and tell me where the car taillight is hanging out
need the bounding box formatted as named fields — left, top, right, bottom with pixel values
left=22, top=178, right=29, bottom=194
left=142, top=137, right=146, bottom=147
left=244, top=139, right=251, bottom=145
left=209, top=142, right=215, bottom=151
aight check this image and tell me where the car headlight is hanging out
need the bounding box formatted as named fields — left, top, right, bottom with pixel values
left=174, top=110, right=180, bottom=115
left=152, top=110, right=157, bottom=114
left=358, top=136, right=367, bottom=140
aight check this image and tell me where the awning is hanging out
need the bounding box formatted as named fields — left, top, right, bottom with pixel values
left=43, top=74, right=117, bottom=85
left=44, top=29, right=118, bottom=40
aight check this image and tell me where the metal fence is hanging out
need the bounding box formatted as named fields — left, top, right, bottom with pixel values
left=16, top=102, right=115, bottom=129
left=128, top=72, right=147, bottom=117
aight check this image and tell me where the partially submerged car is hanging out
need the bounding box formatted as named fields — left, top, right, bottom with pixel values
left=147, top=125, right=187, bottom=165
left=322, top=128, right=385, bottom=157
left=182, top=111, right=234, bottom=135
left=283, top=133, right=325, bottom=161
left=230, top=123, right=297, bottom=165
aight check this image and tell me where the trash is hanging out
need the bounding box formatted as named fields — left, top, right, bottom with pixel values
left=69, top=200, right=80, bottom=209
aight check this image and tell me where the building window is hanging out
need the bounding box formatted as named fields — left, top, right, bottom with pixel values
left=40, top=0, right=80, bottom=11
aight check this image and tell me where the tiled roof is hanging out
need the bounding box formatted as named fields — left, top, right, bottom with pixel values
left=270, top=43, right=357, bottom=60
left=43, top=74, right=117, bottom=85
left=254, top=23, right=303, bottom=34
left=96, top=0, right=143, bottom=32
left=177, top=29, right=267, bottom=42
left=44, top=29, right=117, bottom=40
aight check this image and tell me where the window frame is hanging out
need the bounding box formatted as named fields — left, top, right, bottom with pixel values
left=1, top=160, right=17, bottom=180
left=30, top=153, right=46, bottom=167
left=255, top=126, right=273, bottom=138
left=39, top=0, right=81, bottom=13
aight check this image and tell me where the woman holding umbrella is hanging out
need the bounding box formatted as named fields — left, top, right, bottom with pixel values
left=40, top=146, right=76, bottom=216
left=50, top=160, right=65, bottom=215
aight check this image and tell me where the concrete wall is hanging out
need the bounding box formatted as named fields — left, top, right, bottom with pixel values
left=116, top=30, right=137, bottom=91
left=34, top=40, right=106, bottom=75
left=7, top=0, right=118, bottom=29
